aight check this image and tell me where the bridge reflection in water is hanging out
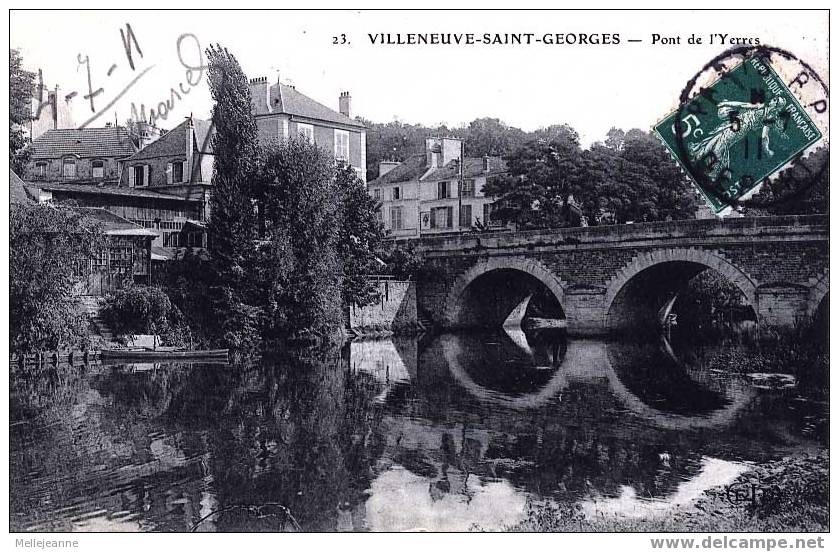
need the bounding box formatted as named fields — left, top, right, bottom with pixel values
left=10, top=331, right=826, bottom=532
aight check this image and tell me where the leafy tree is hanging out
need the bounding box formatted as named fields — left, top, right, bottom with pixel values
left=483, top=125, right=584, bottom=229
left=101, top=285, right=178, bottom=348
left=204, top=44, right=262, bottom=348
left=577, top=128, right=697, bottom=225
left=375, top=241, right=425, bottom=281
left=463, top=117, right=528, bottom=157
left=10, top=49, right=35, bottom=174
left=255, top=138, right=343, bottom=337
left=746, top=146, right=828, bottom=215
left=10, top=203, right=103, bottom=353
left=335, top=163, right=386, bottom=306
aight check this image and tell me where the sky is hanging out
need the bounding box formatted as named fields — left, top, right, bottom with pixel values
left=10, top=9, right=829, bottom=146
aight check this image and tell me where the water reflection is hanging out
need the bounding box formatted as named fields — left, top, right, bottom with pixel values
left=9, top=331, right=827, bottom=532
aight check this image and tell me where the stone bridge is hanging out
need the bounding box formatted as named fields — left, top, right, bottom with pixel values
left=413, top=215, right=829, bottom=336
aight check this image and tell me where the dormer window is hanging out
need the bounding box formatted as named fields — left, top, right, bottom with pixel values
left=168, top=160, right=187, bottom=184
left=129, top=164, right=150, bottom=187
left=92, top=159, right=105, bottom=179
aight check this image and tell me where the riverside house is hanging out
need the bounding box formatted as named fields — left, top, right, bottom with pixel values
left=248, top=77, right=367, bottom=182
left=367, top=137, right=507, bottom=237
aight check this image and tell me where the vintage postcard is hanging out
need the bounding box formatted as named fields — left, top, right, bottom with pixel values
left=5, top=6, right=830, bottom=548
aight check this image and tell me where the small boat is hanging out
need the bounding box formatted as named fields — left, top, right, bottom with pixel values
left=101, top=349, right=229, bottom=361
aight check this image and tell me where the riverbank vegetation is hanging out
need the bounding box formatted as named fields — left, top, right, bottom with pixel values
left=10, top=202, right=104, bottom=354
left=160, top=45, right=390, bottom=350
left=506, top=451, right=828, bottom=532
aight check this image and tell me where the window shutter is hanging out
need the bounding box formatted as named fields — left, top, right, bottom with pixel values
left=167, top=163, right=173, bottom=184
left=128, top=166, right=135, bottom=187
left=183, top=161, right=189, bottom=183
left=144, top=165, right=151, bottom=187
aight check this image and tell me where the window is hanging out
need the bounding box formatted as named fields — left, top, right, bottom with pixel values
left=163, top=232, right=181, bottom=248
left=298, top=123, right=314, bottom=142
left=91, top=160, right=105, bottom=179
left=34, top=162, right=47, bottom=179
left=170, top=161, right=185, bottom=183
left=334, top=129, right=350, bottom=161
left=459, top=204, right=472, bottom=227
left=186, top=232, right=203, bottom=248
left=461, top=179, right=475, bottom=198
left=130, top=165, right=150, bottom=187
left=372, top=188, right=381, bottom=201
left=375, top=208, right=383, bottom=222
left=483, top=203, right=500, bottom=226
left=437, top=181, right=450, bottom=199
left=392, top=186, right=400, bottom=200
left=62, top=158, right=76, bottom=178
left=390, top=206, right=403, bottom=230
left=431, top=206, right=453, bottom=229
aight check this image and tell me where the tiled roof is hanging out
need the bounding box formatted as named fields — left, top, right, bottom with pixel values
left=35, top=182, right=201, bottom=202
left=369, top=154, right=429, bottom=185
left=128, top=117, right=214, bottom=162
left=254, top=82, right=365, bottom=129
left=10, top=170, right=36, bottom=204
left=369, top=155, right=508, bottom=186
left=423, top=156, right=508, bottom=181
left=30, top=127, right=137, bottom=160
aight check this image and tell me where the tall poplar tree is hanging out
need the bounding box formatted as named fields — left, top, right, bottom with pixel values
left=204, top=44, right=262, bottom=347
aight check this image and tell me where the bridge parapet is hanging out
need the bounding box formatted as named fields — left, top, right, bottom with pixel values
left=414, top=215, right=828, bottom=257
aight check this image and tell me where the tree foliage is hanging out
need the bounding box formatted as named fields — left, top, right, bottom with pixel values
left=10, top=49, right=35, bottom=174
left=255, top=138, right=343, bottom=337
left=485, top=127, right=698, bottom=228
left=10, top=203, right=103, bottom=353
left=194, top=45, right=389, bottom=347
left=747, top=146, right=828, bottom=216
left=483, top=125, right=584, bottom=229
left=204, top=44, right=262, bottom=348
left=335, top=163, right=386, bottom=306
left=101, top=285, right=176, bottom=337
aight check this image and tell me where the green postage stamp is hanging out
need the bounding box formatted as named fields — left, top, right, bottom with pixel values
left=654, top=56, right=822, bottom=214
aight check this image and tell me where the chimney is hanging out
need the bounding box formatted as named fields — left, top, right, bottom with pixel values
left=426, top=138, right=443, bottom=168
left=378, top=161, right=400, bottom=177
left=339, top=91, right=351, bottom=117
left=248, top=76, right=270, bottom=113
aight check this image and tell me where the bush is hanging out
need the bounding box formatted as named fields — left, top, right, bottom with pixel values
left=101, top=285, right=179, bottom=343
left=10, top=202, right=103, bottom=353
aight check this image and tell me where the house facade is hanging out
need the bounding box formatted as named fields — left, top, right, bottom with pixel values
left=367, top=137, right=507, bottom=238
left=120, top=116, right=215, bottom=222
left=248, top=77, right=367, bottom=181
left=24, top=125, right=137, bottom=185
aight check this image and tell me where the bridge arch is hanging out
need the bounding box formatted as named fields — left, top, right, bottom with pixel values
left=603, top=248, right=759, bottom=332
left=444, top=256, right=567, bottom=327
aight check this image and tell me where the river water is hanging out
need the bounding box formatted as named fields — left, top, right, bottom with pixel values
left=9, top=330, right=827, bottom=532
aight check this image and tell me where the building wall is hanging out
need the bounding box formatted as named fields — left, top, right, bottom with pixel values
left=371, top=174, right=498, bottom=236
left=348, top=280, right=417, bottom=332
left=256, top=115, right=288, bottom=145
left=256, top=114, right=366, bottom=181
left=46, top=191, right=202, bottom=250
left=369, top=179, right=420, bottom=237
left=25, top=156, right=123, bottom=183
